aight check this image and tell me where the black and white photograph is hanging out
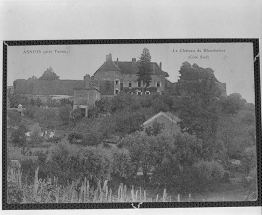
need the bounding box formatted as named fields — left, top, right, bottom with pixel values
left=4, top=41, right=259, bottom=206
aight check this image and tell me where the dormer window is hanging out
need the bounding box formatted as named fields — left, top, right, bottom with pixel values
left=145, top=91, right=150, bottom=95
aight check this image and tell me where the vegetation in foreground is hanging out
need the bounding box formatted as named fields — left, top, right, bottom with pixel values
left=6, top=60, right=258, bottom=203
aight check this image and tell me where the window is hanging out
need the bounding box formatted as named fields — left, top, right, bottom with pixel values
left=156, top=81, right=161, bottom=88
left=137, top=91, right=142, bottom=95
left=145, top=91, right=150, bottom=95
left=138, top=81, right=141, bottom=87
left=129, top=82, right=132, bottom=88
left=115, top=80, right=119, bottom=85
left=115, top=89, right=119, bottom=94
left=120, top=82, right=123, bottom=90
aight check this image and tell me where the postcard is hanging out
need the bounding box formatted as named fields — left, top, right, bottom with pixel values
left=2, top=39, right=260, bottom=209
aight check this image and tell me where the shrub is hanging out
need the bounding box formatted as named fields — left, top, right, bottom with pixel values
left=82, top=132, right=103, bottom=146
left=11, top=124, right=28, bottom=147
left=67, top=132, right=84, bottom=144
left=7, top=182, right=23, bottom=204
left=59, top=104, right=72, bottom=123
left=24, top=105, right=38, bottom=118
left=192, top=160, right=224, bottom=192
left=7, top=109, right=22, bottom=127
left=70, top=108, right=84, bottom=122
left=28, top=123, right=43, bottom=145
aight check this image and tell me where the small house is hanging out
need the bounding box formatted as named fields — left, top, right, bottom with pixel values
left=143, top=111, right=181, bottom=135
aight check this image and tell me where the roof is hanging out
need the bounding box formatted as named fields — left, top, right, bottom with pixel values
left=94, top=56, right=166, bottom=76
left=14, top=79, right=82, bottom=96
left=95, top=59, right=120, bottom=74
left=143, top=111, right=180, bottom=126
left=113, top=61, right=165, bottom=75
left=74, top=80, right=100, bottom=91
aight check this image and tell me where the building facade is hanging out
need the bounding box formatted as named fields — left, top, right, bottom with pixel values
left=73, top=75, right=101, bottom=117
left=93, top=53, right=168, bottom=97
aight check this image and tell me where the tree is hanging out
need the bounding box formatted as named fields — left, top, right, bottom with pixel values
left=7, top=110, right=22, bottom=127
left=39, top=67, right=59, bottom=80
left=33, top=108, right=58, bottom=129
left=114, top=110, right=145, bottom=136
left=59, top=104, right=72, bottom=124
left=175, top=62, right=222, bottom=158
left=220, top=93, right=246, bottom=115
left=11, top=124, right=28, bottom=147
left=137, top=48, right=152, bottom=95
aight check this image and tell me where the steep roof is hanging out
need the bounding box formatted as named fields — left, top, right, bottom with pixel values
left=14, top=79, right=82, bottom=96
left=143, top=111, right=180, bottom=126
left=95, top=59, right=121, bottom=74
left=113, top=61, right=165, bottom=75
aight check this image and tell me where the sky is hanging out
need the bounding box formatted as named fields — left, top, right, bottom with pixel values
left=7, top=43, right=255, bottom=103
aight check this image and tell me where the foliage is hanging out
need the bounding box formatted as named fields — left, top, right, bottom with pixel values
left=28, top=123, right=44, bottom=145
left=23, top=105, right=38, bottom=118
left=145, top=121, right=165, bottom=136
left=67, top=132, right=84, bottom=144
left=59, top=104, right=72, bottom=123
left=7, top=182, right=23, bottom=203
left=82, top=132, right=103, bottom=146
left=191, top=160, right=224, bottom=192
left=39, top=67, right=59, bottom=80
left=7, top=110, right=22, bottom=127
left=11, top=124, right=28, bottom=147
left=220, top=93, right=246, bottom=115
left=8, top=94, right=29, bottom=108
left=113, top=110, right=145, bottom=136
left=240, top=146, right=257, bottom=174
left=137, top=48, right=152, bottom=94
left=95, top=98, right=111, bottom=113
left=34, top=108, right=58, bottom=129
left=70, top=108, right=84, bottom=123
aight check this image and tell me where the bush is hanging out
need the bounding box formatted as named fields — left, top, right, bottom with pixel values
left=7, top=183, right=23, bottom=204
left=28, top=123, right=43, bottom=145
left=7, top=110, right=22, bottom=127
left=46, top=141, right=114, bottom=185
left=67, top=132, right=84, bottom=144
left=59, top=104, right=72, bottom=123
left=192, top=160, right=224, bottom=192
left=11, top=124, right=28, bottom=147
left=24, top=106, right=38, bottom=118
left=70, top=108, right=84, bottom=122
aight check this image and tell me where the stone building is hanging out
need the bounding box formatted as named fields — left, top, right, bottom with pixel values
left=73, top=75, right=101, bottom=117
left=93, top=53, right=169, bottom=97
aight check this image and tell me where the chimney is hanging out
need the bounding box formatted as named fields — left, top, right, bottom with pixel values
left=116, top=58, right=119, bottom=66
left=106, top=53, right=112, bottom=61
left=132, top=58, right=136, bottom=65
left=159, top=62, right=162, bottom=70
left=84, top=74, right=91, bottom=88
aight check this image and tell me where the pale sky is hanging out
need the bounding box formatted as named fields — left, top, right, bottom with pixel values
left=7, top=43, right=255, bottom=103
